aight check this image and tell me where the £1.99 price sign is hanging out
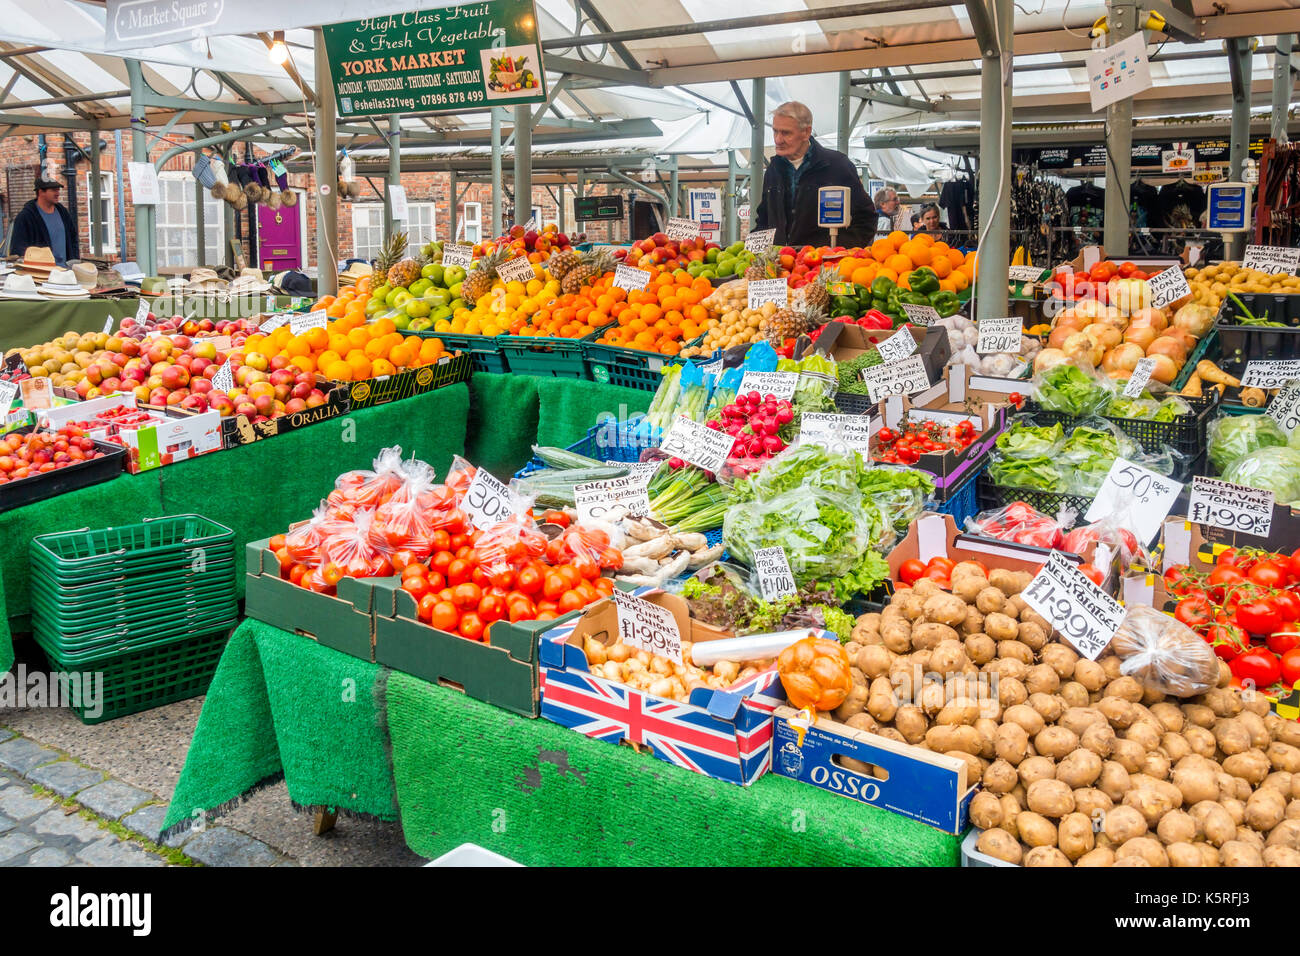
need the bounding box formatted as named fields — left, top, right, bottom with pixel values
left=612, top=589, right=683, bottom=664
left=1022, top=553, right=1126, bottom=660
left=1188, top=476, right=1274, bottom=539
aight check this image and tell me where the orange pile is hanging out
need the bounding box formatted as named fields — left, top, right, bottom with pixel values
left=312, top=275, right=375, bottom=321
left=592, top=271, right=714, bottom=355
left=838, top=231, right=975, bottom=294
left=242, top=314, right=447, bottom=383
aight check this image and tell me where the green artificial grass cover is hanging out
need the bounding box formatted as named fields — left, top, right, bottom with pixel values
left=464, top=373, right=540, bottom=479
left=535, top=377, right=653, bottom=450
left=163, top=619, right=396, bottom=840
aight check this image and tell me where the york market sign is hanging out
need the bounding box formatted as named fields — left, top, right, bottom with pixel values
left=107, top=0, right=465, bottom=51
left=322, top=0, right=547, bottom=117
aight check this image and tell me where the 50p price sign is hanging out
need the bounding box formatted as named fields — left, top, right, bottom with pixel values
left=1147, top=265, right=1192, bottom=310
left=612, top=588, right=683, bottom=664
left=1188, top=476, right=1274, bottom=538
left=1084, top=457, right=1183, bottom=544
left=1022, top=552, right=1126, bottom=660
left=463, top=469, right=527, bottom=531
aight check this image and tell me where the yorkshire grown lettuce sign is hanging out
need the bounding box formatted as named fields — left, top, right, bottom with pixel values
left=322, top=0, right=547, bottom=117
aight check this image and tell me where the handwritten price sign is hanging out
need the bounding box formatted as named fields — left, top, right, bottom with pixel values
left=1122, top=357, right=1156, bottom=398
left=612, top=589, right=683, bottom=665
left=1267, top=382, right=1300, bottom=436
left=1085, top=458, right=1182, bottom=543
left=1022, top=553, right=1125, bottom=660
left=442, top=243, right=474, bottom=268
left=1188, top=476, right=1274, bottom=538
left=861, top=354, right=930, bottom=403
left=659, top=416, right=735, bottom=474
left=976, top=317, right=1022, bottom=355
left=463, top=470, right=527, bottom=531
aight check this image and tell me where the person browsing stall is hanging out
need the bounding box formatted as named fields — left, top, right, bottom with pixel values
left=10, top=177, right=78, bottom=266
left=754, top=101, right=876, bottom=248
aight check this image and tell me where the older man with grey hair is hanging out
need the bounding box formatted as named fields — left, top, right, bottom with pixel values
left=754, top=100, right=876, bottom=248
left=873, top=186, right=904, bottom=234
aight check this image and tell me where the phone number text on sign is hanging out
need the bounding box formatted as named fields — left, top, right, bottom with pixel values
left=1022, top=553, right=1125, bottom=660
left=612, top=589, right=683, bottom=664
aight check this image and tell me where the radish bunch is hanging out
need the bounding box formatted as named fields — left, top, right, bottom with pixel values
left=705, top=392, right=795, bottom=471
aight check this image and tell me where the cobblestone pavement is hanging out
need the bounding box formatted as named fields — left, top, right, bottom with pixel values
left=0, top=728, right=291, bottom=867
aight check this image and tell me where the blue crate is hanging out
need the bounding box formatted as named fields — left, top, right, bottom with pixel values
left=585, top=418, right=662, bottom=463
left=928, top=465, right=983, bottom=526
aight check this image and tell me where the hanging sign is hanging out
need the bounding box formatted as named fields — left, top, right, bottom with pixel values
left=321, top=0, right=548, bottom=118
left=1085, top=31, right=1152, bottom=112
left=1161, top=149, right=1195, bottom=174
left=388, top=185, right=409, bottom=221
left=127, top=162, right=161, bottom=205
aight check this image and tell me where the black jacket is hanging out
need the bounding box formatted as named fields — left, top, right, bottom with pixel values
left=10, top=198, right=78, bottom=262
left=755, top=138, right=876, bottom=248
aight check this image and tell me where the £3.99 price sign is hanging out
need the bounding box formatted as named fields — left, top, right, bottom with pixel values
left=1188, top=476, right=1274, bottom=538
left=1022, top=553, right=1126, bottom=660
left=612, top=589, right=683, bottom=664
left=463, top=469, right=526, bottom=531
left=861, top=354, right=931, bottom=403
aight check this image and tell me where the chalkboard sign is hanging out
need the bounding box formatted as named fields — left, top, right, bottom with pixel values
left=573, top=195, right=625, bottom=221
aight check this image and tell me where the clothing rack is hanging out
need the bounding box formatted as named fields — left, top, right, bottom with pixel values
left=1257, top=139, right=1300, bottom=247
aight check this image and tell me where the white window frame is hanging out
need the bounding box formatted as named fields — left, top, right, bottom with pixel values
left=403, top=203, right=436, bottom=248
left=352, top=202, right=437, bottom=261
left=351, top=203, right=385, bottom=262
left=155, top=170, right=224, bottom=268
left=459, top=202, right=482, bottom=243
left=84, top=171, right=117, bottom=253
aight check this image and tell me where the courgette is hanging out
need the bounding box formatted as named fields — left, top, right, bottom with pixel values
left=531, top=445, right=607, bottom=470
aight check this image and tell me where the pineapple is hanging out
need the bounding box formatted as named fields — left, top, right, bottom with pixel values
left=462, top=246, right=510, bottom=305
left=743, top=247, right=781, bottom=282
left=801, top=269, right=833, bottom=313
left=548, top=247, right=580, bottom=283
left=762, top=304, right=825, bottom=346
left=561, top=250, right=614, bottom=296
left=376, top=232, right=421, bottom=288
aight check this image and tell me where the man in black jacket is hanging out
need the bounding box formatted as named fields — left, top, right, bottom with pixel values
left=754, top=101, right=875, bottom=249
left=10, top=177, right=79, bottom=265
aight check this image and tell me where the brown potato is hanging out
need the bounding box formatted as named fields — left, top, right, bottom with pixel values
left=1059, top=682, right=1090, bottom=708
left=1073, top=659, right=1107, bottom=692
left=922, top=593, right=968, bottom=627
left=995, top=640, right=1034, bottom=665
left=925, top=724, right=983, bottom=756
left=961, top=606, right=986, bottom=637
left=1123, top=787, right=1177, bottom=827
left=882, top=622, right=913, bottom=654
left=1076, top=847, right=1117, bottom=867
left=1040, top=643, right=1078, bottom=680
left=1117, top=836, right=1168, bottom=867
left=844, top=713, right=879, bottom=734
left=1036, top=727, right=1080, bottom=761
left=912, top=622, right=959, bottom=651
left=1262, top=771, right=1293, bottom=795
left=1027, top=778, right=1075, bottom=818
left=1124, top=722, right=1161, bottom=753
left=984, top=612, right=1019, bottom=642
left=897, top=592, right=926, bottom=621
left=989, top=568, right=1027, bottom=596
left=1181, top=703, right=1216, bottom=728
left=833, top=685, right=869, bottom=723
left=975, top=586, right=1004, bottom=615
left=1003, top=704, right=1046, bottom=736
left=1190, top=801, right=1236, bottom=847
left=1099, top=761, right=1133, bottom=802
left=1017, top=622, right=1050, bottom=652
left=1156, top=809, right=1198, bottom=845
left=1057, top=749, right=1103, bottom=789
left=1017, top=810, right=1058, bottom=848
left=894, top=705, right=928, bottom=744
left=1172, top=764, right=1220, bottom=805
left=1024, top=664, right=1061, bottom=696
left=1100, top=656, right=1124, bottom=681
left=1238, top=711, right=1269, bottom=748
left=1245, top=788, right=1287, bottom=831
left=1056, top=811, right=1095, bottom=861
left=1000, top=793, right=1022, bottom=839
left=988, top=656, right=1030, bottom=683
left=1167, top=842, right=1205, bottom=867
left=964, top=633, right=996, bottom=666
left=1266, top=819, right=1300, bottom=850
left=1027, top=693, right=1064, bottom=723
left=928, top=638, right=968, bottom=675
left=1270, top=714, right=1300, bottom=748
left=1161, top=732, right=1191, bottom=763
left=1105, top=676, right=1145, bottom=703
left=1197, top=843, right=1221, bottom=867
left=1184, top=725, right=1217, bottom=760
left=1098, top=697, right=1138, bottom=730
left=1220, top=840, right=1264, bottom=867
left=984, top=758, right=1020, bottom=794
left=1203, top=688, right=1244, bottom=718
left=1220, top=796, right=1245, bottom=826
left=1025, top=845, right=1072, bottom=867
left=1110, top=738, right=1147, bottom=775
left=1222, top=750, right=1270, bottom=785
left=1072, top=788, right=1113, bottom=821
left=1268, top=742, right=1300, bottom=774
left=857, top=645, right=894, bottom=679
left=936, top=700, right=982, bottom=727
left=969, top=790, right=1004, bottom=830
left=1018, top=755, right=1057, bottom=787
left=1140, top=751, right=1171, bottom=781
left=1081, top=722, right=1117, bottom=758
left=1213, top=718, right=1252, bottom=756
left=975, top=827, right=1022, bottom=864
left=994, top=723, right=1030, bottom=766
left=1102, top=805, right=1148, bottom=843
left=1263, top=845, right=1300, bottom=867
left=1149, top=702, right=1185, bottom=734
left=952, top=574, right=988, bottom=605
left=994, top=676, right=1028, bottom=711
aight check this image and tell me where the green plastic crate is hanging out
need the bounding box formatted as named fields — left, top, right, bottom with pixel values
left=1171, top=329, right=1218, bottom=390
left=582, top=334, right=707, bottom=391
left=496, top=330, right=597, bottom=379
left=42, top=628, right=231, bottom=724
left=31, top=515, right=234, bottom=570
left=415, top=330, right=508, bottom=373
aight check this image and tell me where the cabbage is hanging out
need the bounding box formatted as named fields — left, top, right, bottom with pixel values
left=1208, top=414, right=1288, bottom=473
left=1221, top=446, right=1300, bottom=505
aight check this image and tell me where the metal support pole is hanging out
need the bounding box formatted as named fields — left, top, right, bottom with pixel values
left=384, top=113, right=400, bottom=237
left=726, top=149, right=737, bottom=245
left=558, top=180, right=565, bottom=234
left=669, top=156, right=679, bottom=217
left=490, top=108, right=503, bottom=238
left=221, top=145, right=235, bottom=268
left=1273, top=34, right=1294, bottom=144
left=513, top=105, right=531, bottom=226
left=837, top=71, right=851, bottom=155
left=449, top=167, right=458, bottom=241
left=1102, top=0, right=1136, bottom=256
left=195, top=176, right=205, bottom=267
left=750, top=77, right=765, bottom=221
left=127, top=61, right=155, bottom=275
left=1228, top=37, right=1254, bottom=259
left=88, top=127, right=102, bottom=256
left=975, top=0, right=1012, bottom=323
left=313, top=29, right=338, bottom=296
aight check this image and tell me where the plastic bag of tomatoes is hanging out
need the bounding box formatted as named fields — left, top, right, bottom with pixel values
left=368, top=459, right=441, bottom=558
left=966, top=501, right=1066, bottom=549
left=329, top=445, right=407, bottom=510
left=318, top=510, right=394, bottom=582
left=283, top=501, right=333, bottom=568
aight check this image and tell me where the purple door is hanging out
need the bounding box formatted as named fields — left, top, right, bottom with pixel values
left=257, top=201, right=302, bottom=271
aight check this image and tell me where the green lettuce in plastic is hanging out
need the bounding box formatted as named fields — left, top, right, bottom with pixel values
left=989, top=453, right=1063, bottom=491
left=1208, top=414, right=1288, bottom=473
left=996, top=421, right=1064, bottom=458
left=1221, top=445, right=1300, bottom=505
left=1033, top=363, right=1113, bottom=416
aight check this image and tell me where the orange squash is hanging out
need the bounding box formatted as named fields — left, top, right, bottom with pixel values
left=777, top=635, right=854, bottom=711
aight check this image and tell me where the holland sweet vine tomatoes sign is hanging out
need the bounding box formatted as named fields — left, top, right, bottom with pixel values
left=322, top=0, right=547, bottom=117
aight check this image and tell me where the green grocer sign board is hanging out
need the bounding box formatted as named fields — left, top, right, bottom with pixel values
left=322, top=0, right=547, bottom=117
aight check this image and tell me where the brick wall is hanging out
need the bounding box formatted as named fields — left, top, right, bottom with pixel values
left=0, top=130, right=632, bottom=269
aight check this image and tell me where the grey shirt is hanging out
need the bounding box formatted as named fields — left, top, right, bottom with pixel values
left=39, top=208, right=67, bottom=265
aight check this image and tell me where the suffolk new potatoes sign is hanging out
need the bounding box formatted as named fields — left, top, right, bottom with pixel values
left=322, top=0, right=547, bottom=117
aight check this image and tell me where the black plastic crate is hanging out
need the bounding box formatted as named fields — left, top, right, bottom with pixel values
left=1216, top=293, right=1300, bottom=363
left=1023, top=391, right=1220, bottom=460
left=0, top=430, right=125, bottom=514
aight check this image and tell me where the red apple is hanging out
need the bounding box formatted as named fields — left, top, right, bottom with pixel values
left=284, top=398, right=307, bottom=414
left=270, top=369, right=295, bottom=387
left=191, top=357, right=212, bottom=377
left=191, top=378, right=213, bottom=395
left=290, top=381, right=312, bottom=400
left=146, top=343, right=171, bottom=364
left=101, top=377, right=122, bottom=394
left=133, top=385, right=151, bottom=403
left=235, top=401, right=257, bottom=418
left=244, top=352, right=269, bottom=372
left=160, top=366, right=189, bottom=389
left=305, top=393, right=326, bottom=409
left=149, top=387, right=170, bottom=406
left=273, top=384, right=291, bottom=403
left=253, top=394, right=275, bottom=416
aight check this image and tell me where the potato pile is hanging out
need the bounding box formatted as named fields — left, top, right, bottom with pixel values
left=1185, top=262, right=1300, bottom=313
left=681, top=279, right=787, bottom=357
left=841, top=561, right=1300, bottom=867
left=582, top=635, right=772, bottom=704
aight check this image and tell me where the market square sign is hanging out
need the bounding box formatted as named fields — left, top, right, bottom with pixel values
left=322, top=0, right=548, bottom=116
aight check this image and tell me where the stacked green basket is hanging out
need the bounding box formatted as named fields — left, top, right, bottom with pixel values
left=30, top=515, right=239, bottom=724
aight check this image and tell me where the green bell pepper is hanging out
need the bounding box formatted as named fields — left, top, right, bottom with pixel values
left=908, top=267, right=941, bottom=297
left=870, top=276, right=897, bottom=299
left=898, top=291, right=929, bottom=307
left=929, top=290, right=961, bottom=317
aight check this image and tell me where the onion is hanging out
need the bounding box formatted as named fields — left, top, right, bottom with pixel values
left=1147, top=353, right=1178, bottom=384
left=1146, top=335, right=1188, bottom=365
left=1034, top=348, right=1070, bottom=374
left=1123, top=324, right=1158, bottom=350
left=1064, top=331, right=1103, bottom=368
left=1084, top=323, right=1122, bottom=350
left=1048, top=323, right=1079, bottom=349
left=1173, top=303, right=1215, bottom=339
left=1129, top=308, right=1168, bottom=332
left=1165, top=327, right=1198, bottom=352
left=1101, top=342, right=1145, bottom=374
left=1070, top=299, right=1106, bottom=321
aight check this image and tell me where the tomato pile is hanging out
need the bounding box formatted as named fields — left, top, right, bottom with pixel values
left=0, top=426, right=106, bottom=483
left=1166, top=547, right=1300, bottom=692
left=898, top=555, right=963, bottom=589
left=873, top=418, right=979, bottom=465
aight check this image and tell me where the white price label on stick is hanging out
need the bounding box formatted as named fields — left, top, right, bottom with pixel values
left=259, top=313, right=290, bottom=334
left=797, top=413, right=878, bottom=458
left=876, top=327, right=919, bottom=364
left=573, top=476, right=653, bottom=524
left=612, top=263, right=652, bottom=291
left=442, top=243, right=474, bottom=268
left=103, top=315, right=115, bottom=335
left=1242, top=360, right=1300, bottom=390
left=496, top=255, right=536, bottom=285
left=1147, top=265, right=1192, bottom=309
left=747, top=278, right=788, bottom=310
left=211, top=361, right=234, bottom=393
left=665, top=217, right=700, bottom=241
left=753, top=546, right=798, bottom=601
left=861, top=354, right=931, bottom=403
left=612, top=588, right=683, bottom=665
left=659, top=416, right=735, bottom=474
left=1022, top=552, right=1126, bottom=660
left=1266, top=381, right=1300, bottom=436
left=463, top=469, right=527, bottom=531
left=899, top=302, right=940, bottom=326
left=1242, top=245, right=1300, bottom=275
left=1122, top=357, right=1157, bottom=398
left=0, top=380, right=17, bottom=410
left=976, top=317, right=1022, bottom=355
left=290, top=310, right=328, bottom=335
left=1084, top=457, right=1183, bottom=544
left=744, top=229, right=776, bottom=254
left=136, top=298, right=150, bottom=322
left=1188, top=476, right=1274, bottom=539
left=737, top=371, right=798, bottom=400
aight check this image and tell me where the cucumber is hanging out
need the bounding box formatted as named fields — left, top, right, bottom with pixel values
left=531, top=445, right=606, bottom=470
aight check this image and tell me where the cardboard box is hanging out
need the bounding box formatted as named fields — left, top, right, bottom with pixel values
left=771, top=705, right=977, bottom=834
left=888, top=513, right=1075, bottom=583
left=36, top=393, right=224, bottom=473
left=876, top=366, right=1011, bottom=497
left=537, top=590, right=786, bottom=786
left=371, top=578, right=584, bottom=719
left=814, top=322, right=952, bottom=390
left=219, top=384, right=351, bottom=448
left=328, top=353, right=471, bottom=410
left=244, top=537, right=378, bottom=661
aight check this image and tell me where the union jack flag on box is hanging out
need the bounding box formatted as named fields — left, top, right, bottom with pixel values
left=537, top=593, right=786, bottom=786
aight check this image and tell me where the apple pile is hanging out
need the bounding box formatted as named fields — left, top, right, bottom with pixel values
left=618, top=232, right=725, bottom=276
left=178, top=316, right=257, bottom=347
left=0, top=425, right=107, bottom=484
left=117, top=311, right=180, bottom=337
left=206, top=349, right=331, bottom=422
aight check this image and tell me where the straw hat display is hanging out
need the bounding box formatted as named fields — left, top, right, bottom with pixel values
left=38, top=268, right=91, bottom=299
left=225, top=268, right=272, bottom=297
left=138, top=277, right=169, bottom=298
left=90, top=269, right=128, bottom=297
left=0, top=273, right=45, bottom=300
left=184, top=268, right=225, bottom=296
left=338, top=261, right=373, bottom=288
left=71, top=262, right=98, bottom=290
left=19, top=247, right=56, bottom=279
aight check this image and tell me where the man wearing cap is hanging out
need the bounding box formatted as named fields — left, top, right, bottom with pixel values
left=11, top=177, right=79, bottom=266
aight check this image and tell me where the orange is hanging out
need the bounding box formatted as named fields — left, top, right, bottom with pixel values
left=389, top=344, right=414, bottom=367
left=885, top=253, right=913, bottom=275
left=305, top=327, right=329, bottom=351
left=900, top=240, right=932, bottom=266
left=324, top=360, right=352, bottom=381
left=328, top=332, right=351, bottom=354
left=326, top=303, right=346, bottom=319
left=869, top=238, right=894, bottom=262
left=314, top=295, right=336, bottom=310
left=850, top=266, right=876, bottom=286
left=947, top=248, right=965, bottom=269
left=285, top=335, right=311, bottom=358
left=938, top=278, right=958, bottom=293
left=371, top=317, right=397, bottom=337
left=887, top=230, right=909, bottom=251
left=317, top=350, right=342, bottom=371
left=288, top=355, right=316, bottom=374
left=347, top=354, right=372, bottom=379
left=914, top=232, right=935, bottom=246
left=930, top=256, right=952, bottom=279
left=372, top=358, right=397, bottom=377
left=875, top=266, right=899, bottom=284
left=419, top=338, right=444, bottom=362
left=347, top=327, right=370, bottom=350
left=950, top=269, right=971, bottom=291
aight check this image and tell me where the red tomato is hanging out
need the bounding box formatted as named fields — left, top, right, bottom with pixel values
left=1174, top=596, right=1213, bottom=630
left=1267, top=630, right=1300, bottom=656
left=542, top=509, right=570, bottom=528
left=1238, top=600, right=1284, bottom=637
left=470, top=565, right=492, bottom=589
left=417, top=592, right=440, bottom=622
left=1230, top=649, right=1282, bottom=688
left=558, top=589, right=585, bottom=614
left=1249, top=560, right=1287, bottom=589
left=425, top=571, right=446, bottom=592
left=430, top=550, right=453, bottom=574
left=507, top=597, right=536, bottom=622
left=572, top=555, right=601, bottom=580
left=478, top=593, right=506, bottom=623
left=517, top=566, right=543, bottom=595
left=899, top=559, right=926, bottom=586
left=1274, top=590, right=1300, bottom=622
left=428, top=600, right=459, bottom=632
left=593, top=577, right=614, bottom=595
left=1207, top=565, right=1245, bottom=601
left=543, top=573, right=568, bottom=601
left=449, top=534, right=470, bottom=550
left=458, top=612, right=486, bottom=642
left=431, top=530, right=452, bottom=553
left=1207, top=622, right=1249, bottom=660
left=446, top=558, right=472, bottom=585
left=1282, top=648, right=1300, bottom=687
left=1289, top=549, right=1300, bottom=584
left=927, top=556, right=955, bottom=575
left=488, top=566, right=515, bottom=590
left=451, top=582, right=483, bottom=608
left=401, top=576, right=431, bottom=601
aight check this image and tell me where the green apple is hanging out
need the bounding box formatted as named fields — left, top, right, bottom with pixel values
left=384, top=287, right=403, bottom=307
left=443, top=265, right=467, bottom=286
left=409, top=278, right=433, bottom=297
left=701, top=267, right=716, bottom=279
left=447, top=281, right=464, bottom=300
left=726, top=241, right=745, bottom=255
left=430, top=305, right=453, bottom=322
left=706, top=248, right=720, bottom=263
left=717, top=261, right=735, bottom=277
left=422, top=263, right=444, bottom=284
left=405, top=299, right=431, bottom=318
left=409, top=316, right=434, bottom=332
left=392, top=290, right=414, bottom=308
left=448, top=298, right=466, bottom=313
left=365, top=297, right=387, bottom=316
left=424, top=288, right=451, bottom=308
left=371, top=283, right=391, bottom=301
left=393, top=313, right=413, bottom=330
